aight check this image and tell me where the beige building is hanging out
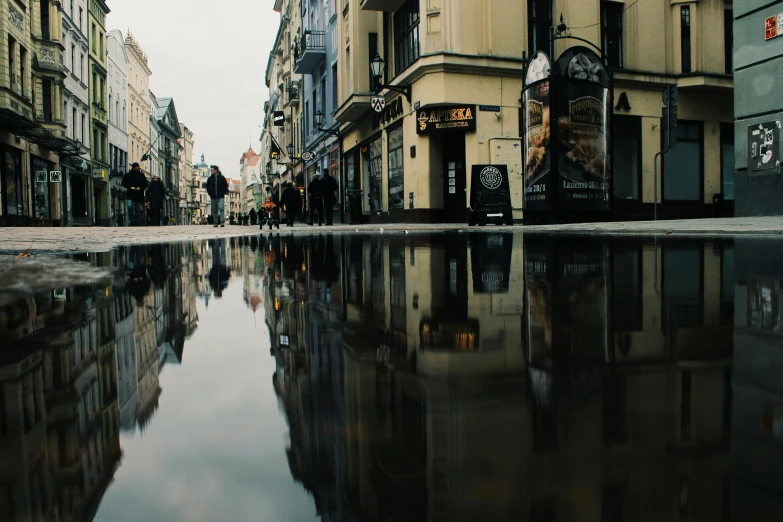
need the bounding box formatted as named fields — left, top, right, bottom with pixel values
left=333, top=0, right=734, bottom=224
left=126, top=33, right=152, bottom=177
left=192, top=153, right=210, bottom=223
left=179, top=124, right=194, bottom=223
left=239, top=147, right=262, bottom=213
left=227, top=177, right=242, bottom=219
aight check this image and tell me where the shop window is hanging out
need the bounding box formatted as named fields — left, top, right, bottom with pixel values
left=663, top=123, right=701, bottom=201
left=681, top=6, right=692, bottom=73
left=387, top=126, right=404, bottom=210
left=393, top=0, right=420, bottom=75
left=601, top=2, right=623, bottom=69
left=33, top=157, right=50, bottom=220
left=528, top=0, right=552, bottom=56
left=721, top=123, right=735, bottom=200
left=367, top=137, right=383, bottom=211
left=663, top=245, right=704, bottom=334
left=613, top=116, right=640, bottom=200
left=613, top=245, right=642, bottom=332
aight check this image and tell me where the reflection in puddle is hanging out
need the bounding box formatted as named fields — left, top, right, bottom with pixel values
left=2, top=233, right=783, bottom=520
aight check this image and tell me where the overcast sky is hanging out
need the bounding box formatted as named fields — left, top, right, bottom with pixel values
left=108, top=0, right=277, bottom=179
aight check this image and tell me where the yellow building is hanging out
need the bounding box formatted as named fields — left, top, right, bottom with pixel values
left=1, top=0, right=75, bottom=226
left=335, top=0, right=734, bottom=223
left=88, top=0, right=110, bottom=224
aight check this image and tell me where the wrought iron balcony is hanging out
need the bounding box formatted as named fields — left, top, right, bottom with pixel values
left=293, top=31, right=326, bottom=74
left=285, top=80, right=300, bottom=107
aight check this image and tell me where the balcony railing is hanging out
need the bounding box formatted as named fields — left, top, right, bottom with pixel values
left=294, top=31, right=326, bottom=74
left=286, top=80, right=300, bottom=107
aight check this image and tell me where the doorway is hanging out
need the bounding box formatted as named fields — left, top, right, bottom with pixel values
left=71, top=174, right=88, bottom=222
left=442, top=132, right=466, bottom=222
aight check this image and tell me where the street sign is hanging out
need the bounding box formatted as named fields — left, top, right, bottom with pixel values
left=766, top=15, right=778, bottom=40
left=371, top=96, right=386, bottom=113
left=662, top=85, right=678, bottom=106
left=301, top=151, right=314, bottom=161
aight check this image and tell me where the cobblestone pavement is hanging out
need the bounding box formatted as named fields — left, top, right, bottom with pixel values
left=2, top=216, right=783, bottom=253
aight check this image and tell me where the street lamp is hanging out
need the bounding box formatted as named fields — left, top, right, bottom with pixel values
left=315, top=111, right=325, bottom=129
left=265, top=163, right=272, bottom=175
left=286, top=143, right=294, bottom=158
left=369, top=53, right=412, bottom=104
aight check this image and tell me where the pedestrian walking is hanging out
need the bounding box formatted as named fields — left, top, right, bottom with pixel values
left=206, top=165, right=228, bottom=227
left=145, top=174, right=165, bottom=226
left=308, top=173, right=324, bottom=226
left=281, top=182, right=302, bottom=227
left=249, top=208, right=257, bottom=226
left=321, top=169, right=339, bottom=226
left=122, top=162, right=148, bottom=226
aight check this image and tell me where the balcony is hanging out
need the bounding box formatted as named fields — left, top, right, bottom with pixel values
left=361, top=0, right=406, bottom=11
left=285, top=80, right=300, bottom=108
left=293, top=31, right=326, bottom=74
left=35, top=39, right=65, bottom=75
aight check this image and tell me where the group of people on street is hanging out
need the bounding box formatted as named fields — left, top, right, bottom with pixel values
left=305, top=169, right=339, bottom=226
left=122, top=162, right=167, bottom=226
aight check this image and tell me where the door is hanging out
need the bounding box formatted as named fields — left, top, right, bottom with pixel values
left=443, top=133, right=467, bottom=222
left=71, top=174, right=88, bottom=220
left=345, top=149, right=363, bottom=224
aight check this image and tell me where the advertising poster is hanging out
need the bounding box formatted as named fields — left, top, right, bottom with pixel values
left=469, top=164, right=513, bottom=225
left=470, top=232, right=513, bottom=293
left=748, top=121, right=780, bottom=173
left=523, top=80, right=552, bottom=211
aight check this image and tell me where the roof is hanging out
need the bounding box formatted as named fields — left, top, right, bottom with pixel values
left=155, top=98, right=172, bottom=120
left=240, top=147, right=257, bottom=163
left=246, top=156, right=261, bottom=167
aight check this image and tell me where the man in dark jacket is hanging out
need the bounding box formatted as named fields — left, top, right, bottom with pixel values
left=249, top=208, right=257, bottom=226
left=206, top=165, right=229, bottom=227
left=122, top=162, right=148, bottom=226
left=145, top=175, right=165, bottom=226
left=281, top=183, right=302, bottom=227
left=308, top=173, right=324, bottom=226
left=321, top=169, right=339, bottom=226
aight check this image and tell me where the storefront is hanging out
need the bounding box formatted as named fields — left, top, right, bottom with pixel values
left=30, top=154, right=63, bottom=226
left=0, top=144, right=25, bottom=226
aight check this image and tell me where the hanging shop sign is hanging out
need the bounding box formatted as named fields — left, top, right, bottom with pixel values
left=469, top=164, right=513, bottom=225
left=273, top=111, right=285, bottom=127
left=416, top=104, right=476, bottom=134
left=371, top=97, right=404, bottom=130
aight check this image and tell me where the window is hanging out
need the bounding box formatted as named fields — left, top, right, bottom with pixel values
left=19, top=47, right=25, bottom=95
left=42, top=79, right=53, bottom=122
left=8, top=37, right=15, bottom=90
left=332, top=63, right=338, bottom=111
left=79, top=7, right=83, bottom=30
left=320, top=77, right=326, bottom=117
left=681, top=6, right=691, bottom=73
left=613, top=244, right=642, bottom=332
left=71, top=44, right=76, bottom=74
left=601, top=2, right=623, bottom=68
left=724, top=10, right=733, bottom=74
left=663, top=122, right=701, bottom=201
left=92, top=23, right=97, bottom=53
left=72, top=107, right=77, bottom=139
left=100, top=32, right=104, bottom=57
left=40, top=0, right=50, bottom=40
left=366, top=136, right=383, bottom=211
left=393, top=0, right=420, bottom=75
left=80, top=53, right=84, bottom=80
left=93, top=129, right=98, bottom=157
left=721, top=123, right=735, bottom=200
left=81, top=114, right=86, bottom=143
left=388, top=125, right=404, bottom=210
left=528, top=0, right=552, bottom=56
left=613, top=116, right=641, bottom=200
left=108, top=93, right=111, bottom=121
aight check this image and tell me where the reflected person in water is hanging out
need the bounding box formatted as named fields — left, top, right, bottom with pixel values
left=208, top=238, right=230, bottom=298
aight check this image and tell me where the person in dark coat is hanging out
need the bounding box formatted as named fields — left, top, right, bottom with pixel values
left=249, top=208, right=257, bottom=226
left=121, top=162, right=148, bottom=226
left=145, top=175, right=165, bottom=226
left=206, top=165, right=229, bottom=227
left=281, top=183, right=302, bottom=227
left=308, top=174, right=324, bottom=226
left=321, top=169, right=339, bottom=226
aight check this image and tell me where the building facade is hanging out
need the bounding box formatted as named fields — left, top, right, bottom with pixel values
left=62, top=0, right=94, bottom=226
left=87, top=0, right=110, bottom=225
left=239, top=147, right=262, bottom=213
left=179, top=124, right=194, bottom=224
left=192, top=153, right=210, bottom=223
left=155, top=97, right=182, bottom=224
left=320, top=0, right=735, bottom=224
left=733, top=1, right=783, bottom=216
left=125, top=33, right=151, bottom=178
left=107, top=29, right=128, bottom=225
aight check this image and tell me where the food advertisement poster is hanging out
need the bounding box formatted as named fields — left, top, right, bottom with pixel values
left=524, top=240, right=553, bottom=369
left=554, top=80, right=612, bottom=211
left=524, top=80, right=552, bottom=210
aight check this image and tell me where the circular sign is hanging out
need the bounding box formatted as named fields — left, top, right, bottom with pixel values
left=479, top=166, right=503, bottom=190
left=301, top=151, right=314, bottom=161
left=662, top=85, right=679, bottom=105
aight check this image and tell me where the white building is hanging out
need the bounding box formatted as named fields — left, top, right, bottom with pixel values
left=126, top=33, right=152, bottom=177
left=61, top=0, right=93, bottom=226
left=148, top=92, right=162, bottom=185
left=193, top=153, right=210, bottom=223
left=107, top=30, right=129, bottom=225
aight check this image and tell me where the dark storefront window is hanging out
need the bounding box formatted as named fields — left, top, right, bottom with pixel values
left=724, top=10, right=733, bottom=74
left=528, top=0, right=552, bottom=56
left=663, top=245, right=704, bottom=336
left=2, top=148, right=23, bottom=216
left=32, top=156, right=50, bottom=220
left=366, top=137, right=383, bottom=211
left=387, top=125, right=404, bottom=210
left=681, top=6, right=691, bottom=73
left=394, top=0, right=420, bottom=75
left=613, top=116, right=641, bottom=200
left=390, top=243, right=407, bottom=331
left=663, top=122, right=701, bottom=201
left=601, top=2, right=623, bottom=69
left=721, top=123, right=735, bottom=200
left=613, top=245, right=642, bottom=332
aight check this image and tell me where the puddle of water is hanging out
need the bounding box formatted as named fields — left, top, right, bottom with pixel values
left=0, top=232, right=781, bottom=521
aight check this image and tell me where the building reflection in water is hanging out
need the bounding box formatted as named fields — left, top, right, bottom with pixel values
left=0, top=242, right=202, bottom=521
left=259, top=233, right=753, bottom=522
